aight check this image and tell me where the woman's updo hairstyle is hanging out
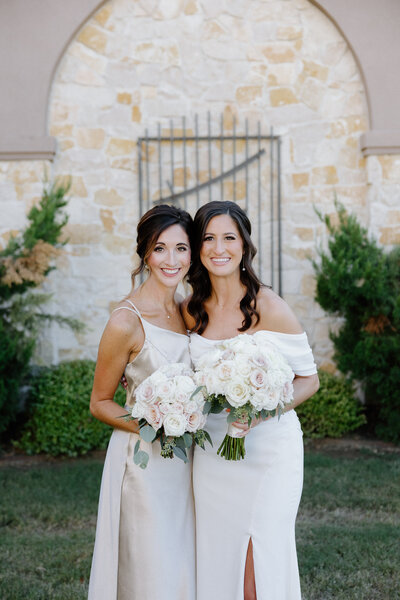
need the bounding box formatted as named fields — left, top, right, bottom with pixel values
left=131, top=204, right=193, bottom=284
left=188, top=200, right=264, bottom=334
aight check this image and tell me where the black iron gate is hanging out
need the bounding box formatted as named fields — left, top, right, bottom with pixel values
left=137, top=113, right=282, bottom=294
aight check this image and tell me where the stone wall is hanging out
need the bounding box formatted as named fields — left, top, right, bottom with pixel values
left=1, top=0, right=398, bottom=368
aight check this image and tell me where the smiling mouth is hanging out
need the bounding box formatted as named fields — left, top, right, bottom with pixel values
left=161, top=267, right=180, bottom=276
left=211, top=258, right=231, bottom=265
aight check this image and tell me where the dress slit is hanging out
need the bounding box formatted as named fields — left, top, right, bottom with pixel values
left=244, top=537, right=257, bottom=600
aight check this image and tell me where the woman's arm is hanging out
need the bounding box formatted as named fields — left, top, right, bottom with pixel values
left=90, top=310, right=143, bottom=434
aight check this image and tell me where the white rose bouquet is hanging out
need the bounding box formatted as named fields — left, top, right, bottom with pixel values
left=194, top=334, right=294, bottom=461
left=124, top=362, right=211, bottom=469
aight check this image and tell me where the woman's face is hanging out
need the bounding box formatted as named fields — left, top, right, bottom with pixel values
left=146, top=224, right=191, bottom=287
left=200, top=214, right=244, bottom=277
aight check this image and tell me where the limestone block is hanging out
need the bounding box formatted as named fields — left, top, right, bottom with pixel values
left=94, top=4, right=113, bottom=27
left=184, top=0, right=199, bottom=15
left=74, top=67, right=104, bottom=86
left=301, top=60, right=329, bottom=82
left=200, top=0, right=224, bottom=18
left=107, top=139, right=136, bottom=157
left=277, top=26, right=302, bottom=41
left=267, top=64, right=297, bottom=86
left=94, top=188, right=125, bottom=207
left=379, top=227, right=400, bottom=245
left=299, top=78, right=325, bottom=112
left=292, top=172, right=309, bottom=191
left=76, top=128, right=105, bottom=149
left=154, top=0, right=184, bottom=20
left=132, top=42, right=180, bottom=66
left=262, top=46, right=295, bottom=63
left=202, top=21, right=228, bottom=40
left=270, top=87, right=298, bottom=107
left=103, top=233, right=134, bottom=254
left=99, top=208, right=116, bottom=233
left=311, top=166, right=338, bottom=186
left=63, top=223, right=102, bottom=245
left=223, top=180, right=246, bottom=201
left=236, top=85, right=262, bottom=104
left=49, top=124, right=74, bottom=137
left=378, top=156, right=400, bottom=183
left=77, top=25, right=108, bottom=54
left=173, top=167, right=192, bottom=187
left=117, top=92, right=132, bottom=105
left=294, top=227, right=314, bottom=242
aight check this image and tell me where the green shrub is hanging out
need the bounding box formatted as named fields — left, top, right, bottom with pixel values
left=0, top=180, right=82, bottom=441
left=312, top=202, right=400, bottom=443
left=15, top=360, right=125, bottom=457
left=296, top=371, right=366, bottom=439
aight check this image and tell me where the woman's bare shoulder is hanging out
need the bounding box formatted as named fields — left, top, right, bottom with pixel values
left=180, top=294, right=196, bottom=330
left=256, top=287, right=303, bottom=334
left=103, top=301, right=143, bottom=348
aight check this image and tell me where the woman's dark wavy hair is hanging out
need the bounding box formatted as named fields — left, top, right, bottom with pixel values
left=131, top=204, right=193, bottom=284
left=188, top=201, right=264, bottom=334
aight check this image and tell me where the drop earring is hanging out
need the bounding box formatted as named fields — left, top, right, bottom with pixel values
left=241, top=258, right=246, bottom=272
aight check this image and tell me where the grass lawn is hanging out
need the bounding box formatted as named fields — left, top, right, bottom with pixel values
left=0, top=446, right=399, bottom=599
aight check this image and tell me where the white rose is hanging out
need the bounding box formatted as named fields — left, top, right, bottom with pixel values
left=249, top=368, right=267, bottom=389
left=234, top=355, right=252, bottom=377
left=131, top=400, right=147, bottom=419
left=163, top=413, right=187, bottom=437
left=155, top=379, right=176, bottom=402
left=204, top=371, right=225, bottom=397
left=226, top=379, right=251, bottom=407
left=281, top=380, right=294, bottom=404
left=262, top=387, right=281, bottom=411
left=186, top=410, right=206, bottom=432
left=250, top=352, right=269, bottom=369
left=144, top=405, right=163, bottom=431
left=251, top=391, right=268, bottom=411
left=135, top=381, right=156, bottom=404
left=190, top=391, right=206, bottom=410
left=216, top=361, right=235, bottom=381
left=175, top=375, right=196, bottom=395
left=148, top=370, right=168, bottom=386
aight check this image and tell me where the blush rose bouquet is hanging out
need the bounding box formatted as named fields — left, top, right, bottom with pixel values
left=124, top=362, right=211, bottom=469
left=194, top=333, right=294, bottom=461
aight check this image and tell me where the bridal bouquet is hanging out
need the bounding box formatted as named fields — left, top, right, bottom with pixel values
left=125, top=363, right=211, bottom=469
left=195, top=334, right=294, bottom=461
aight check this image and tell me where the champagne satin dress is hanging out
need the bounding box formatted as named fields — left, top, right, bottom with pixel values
left=190, top=329, right=317, bottom=600
left=88, top=301, right=195, bottom=600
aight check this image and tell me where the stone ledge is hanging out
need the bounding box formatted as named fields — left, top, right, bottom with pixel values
left=360, top=130, right=400, bottom=156
left=0, top=136, right=57, bottom=160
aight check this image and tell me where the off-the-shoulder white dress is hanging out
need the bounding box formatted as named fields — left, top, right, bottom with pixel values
left=190, top=330, right=317, bottom=600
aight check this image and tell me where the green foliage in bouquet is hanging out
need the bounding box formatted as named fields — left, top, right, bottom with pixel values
left=15, top=360, right=125, bottom=457
left=0, top=180, right=82, bottom=440
left=296, top=371, right=366, bottom=438
left=313, top=201, right=400, bottom=442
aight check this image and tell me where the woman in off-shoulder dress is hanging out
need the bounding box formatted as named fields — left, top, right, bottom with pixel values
left=88, top=205, right=196, bottom=600
left=182, top=201, right=319, bottom=600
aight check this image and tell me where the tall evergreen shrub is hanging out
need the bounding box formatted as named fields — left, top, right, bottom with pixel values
left=313, top=202, right=400, bottom=442
left=0, top=180, right=82, bottom=441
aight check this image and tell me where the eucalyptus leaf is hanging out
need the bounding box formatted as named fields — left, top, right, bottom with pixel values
left=183, top=433, right=193, bottom=447
left=134, top=450, right=149, bottom=468
left=134, top=439, right=141, bottom=455
left=173, top=446, right=189, bottom=463
left=140, top=424, right=157, bottom=443
left=203, top=401, right=212, bottom=414
left=203, top=430, right=213, bottom=447
left=175, top=436, right=187, bottom=450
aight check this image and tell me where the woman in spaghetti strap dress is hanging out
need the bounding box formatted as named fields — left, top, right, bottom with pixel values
left=182, top=201, right=319, bottom=600
left=88, top=205, right=196, bottom=600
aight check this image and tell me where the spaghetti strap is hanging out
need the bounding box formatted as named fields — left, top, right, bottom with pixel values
left=124, top=299, right=142, bottom=318
left=112, top=299, right=142, bottom=319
